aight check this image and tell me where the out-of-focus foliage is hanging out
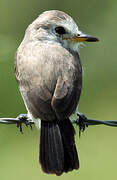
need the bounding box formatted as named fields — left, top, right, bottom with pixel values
left=0, top=0, right=117, bottom=179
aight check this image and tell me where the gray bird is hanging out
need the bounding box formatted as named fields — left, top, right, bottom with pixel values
left=15, top=10, right=98, bottom=176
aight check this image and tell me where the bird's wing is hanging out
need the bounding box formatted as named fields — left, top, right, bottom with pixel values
left=51, top=76, right=79, bottom=119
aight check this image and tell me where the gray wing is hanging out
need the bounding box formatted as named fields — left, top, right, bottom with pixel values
left=51, top=50, right=82, bottom=120
left=51, top=75, right=81, bottom=120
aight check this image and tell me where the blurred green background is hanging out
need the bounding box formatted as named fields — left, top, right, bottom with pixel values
left=0, top=0, right=117, bottom=179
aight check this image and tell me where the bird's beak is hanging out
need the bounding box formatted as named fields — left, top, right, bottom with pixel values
left=63, top=33, right=99, bottom=42
left=74, top=33, right=99, bottom=42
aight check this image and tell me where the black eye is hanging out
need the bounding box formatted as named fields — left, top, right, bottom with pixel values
left=55, top=26, right=66, bottom=35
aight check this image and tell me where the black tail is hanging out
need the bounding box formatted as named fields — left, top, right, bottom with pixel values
left=39, top=119, right=79, bottom=176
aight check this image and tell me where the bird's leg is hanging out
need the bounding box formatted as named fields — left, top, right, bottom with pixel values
left=74, top=112, right=88, bottom=136
left=16, top=114, right=34, bottom=133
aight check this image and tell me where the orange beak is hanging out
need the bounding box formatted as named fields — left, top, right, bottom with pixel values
left=63, top=33, right=99, bottom=42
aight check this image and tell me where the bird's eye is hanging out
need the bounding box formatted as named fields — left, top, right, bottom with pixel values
left=55, top=26, right=66, bottom=35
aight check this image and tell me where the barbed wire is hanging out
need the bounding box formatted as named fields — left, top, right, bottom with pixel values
left=0, top=113, right=117, bottom=134
left=75, top=113, right=117, bottom=136
left=0, top=114, right=34, bottom=133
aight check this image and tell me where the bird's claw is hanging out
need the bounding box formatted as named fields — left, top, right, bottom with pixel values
left=75, top=112, right=88, bottom=137
left=16, top=114, right=33, bottom=134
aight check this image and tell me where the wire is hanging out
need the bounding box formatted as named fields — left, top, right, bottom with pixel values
left=0, top=113, right=117, bottom=134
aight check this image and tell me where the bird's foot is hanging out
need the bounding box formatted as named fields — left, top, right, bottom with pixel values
left=74, top=112, right=88, bottom=137
left=16, top=114, right=34, bottom=134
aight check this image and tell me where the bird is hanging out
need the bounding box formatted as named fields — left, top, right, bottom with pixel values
left=14, top=10, right=98, bottom=176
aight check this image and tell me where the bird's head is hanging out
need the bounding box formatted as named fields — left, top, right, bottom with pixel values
left=24, top=10, right=99, bottom=52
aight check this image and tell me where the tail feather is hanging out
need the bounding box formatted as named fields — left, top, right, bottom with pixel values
left=39, top=119, right=79, bottom=176
left=39, top=121, right=64, bottom=175
left=58, top=119, right=79, bottom=172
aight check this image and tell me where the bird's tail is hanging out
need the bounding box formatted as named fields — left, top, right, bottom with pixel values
left=39, top=118, right=79, bottom=176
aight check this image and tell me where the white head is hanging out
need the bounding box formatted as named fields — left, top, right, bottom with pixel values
left=24, top=10, right=98, bottom=52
